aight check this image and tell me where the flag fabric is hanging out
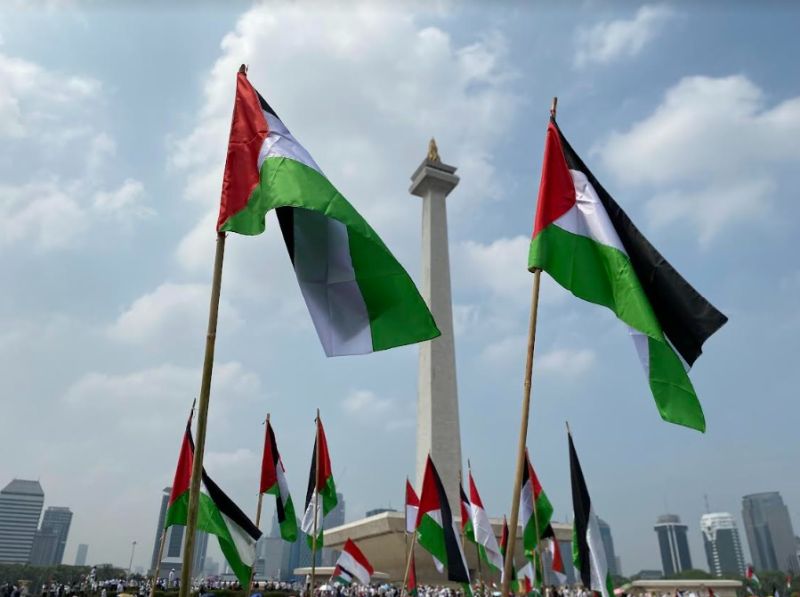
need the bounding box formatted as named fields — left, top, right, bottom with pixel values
left=543, top=524, right=566, bottom=584
left=517, top=561, right=536, bottom=596
left=569, top=432, right=613, bottom=597
left=164, top=422, right=261, bottom=587
left=406, top=479, right=420, bottom=535
left=747, top=566, right=761, bottom=587
left=528, top=118, right=727, bottom=432
left=468, top=470, right=503, bottom=573
left=459, top=483, right=475, bottom=543
left=407, top=553, right=418, bottom=597
left=521, top=449, right=553, bottom=559
left=415, top=455, right=470, bottom=584
left=332, top=538, right=374, bottom=586
left=331, top=565, right=352, bottom=586
left=499, top=515, right=517, bottom=587
left=301, top=416, right=337, bottom=547
left=259, top=419, right=297, bottom=542
left=216, top=70, right=440, bottom=357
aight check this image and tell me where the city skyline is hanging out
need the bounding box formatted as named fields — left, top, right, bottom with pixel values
left=1, top=0, right=799, bottom=577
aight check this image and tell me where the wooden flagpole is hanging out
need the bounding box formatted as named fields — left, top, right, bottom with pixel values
left=178, top=225, right=228, bottom=597
left=310, top=409, right=321, bottom=597
left=500, top=96, right=557, bottom=597
left=247, top=413, right=270, bottom=597
left=401, top=532, right=418, bottom=597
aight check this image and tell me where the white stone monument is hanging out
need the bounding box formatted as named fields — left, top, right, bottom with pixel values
left=409, top=139, right=462, bottom=510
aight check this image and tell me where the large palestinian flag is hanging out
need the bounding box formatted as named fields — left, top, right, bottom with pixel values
left=569, top=431, right=612, bottom=597
left=528, top=118, right=727, bottom=432
left=164, top=422, right=261, bottom=586
left=332, top=538, right=374, bottom=586
left=301, top=416, right=337, bottom=547
left=521, top=449, right=553, bottom=559
left=216, top=69, right=440, bottom=357
left=468, top=471, right=503, bottom=573
left=259, top=418, right=297, bottom=542
left=415, top=456, right=470, bottom=584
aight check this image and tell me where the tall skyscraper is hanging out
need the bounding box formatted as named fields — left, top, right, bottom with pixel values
left=75, top=543, right=89, bottom=567
left=655, top=514, right=693, bottom=576
left=742, top=492, right=799, bottom=573
left=149, top=487, right=208, bottom=577
left=36, top=507, right=73, bottom=565
left=322, top=493, right=345, bottom=565
left=598, top=518, right=618, bottom=576
left=0, top=479, right=45, bottom=564
left=700, top=513, right=745, bottom=577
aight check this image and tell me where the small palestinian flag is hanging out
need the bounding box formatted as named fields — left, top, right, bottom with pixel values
left=500, top=515, right=517, bottom=587
left=529, top=118, right=727, bottom=432
left=406, top=479, right=419, bottom=535
left=301, top=416, right=337, bottom=547
left=259, top=418, right=297, bottom=542
left=517, top=561, right=536, bottom=596
left=407, top=553, right=418, bottom=597
left=569, top=431, right=613, bottom=597
left=415, top=455, right=470, bottom=584
left=460, top=482, right=475, bottom=543
left=747, top=566, right=761, bottom=587
left=331, top=565, right=352, bottom=586
left=521, top=449, right=553, bottom=559
left=217, top=69, right=440, bottom=357
left=468, top=470, right=503, bottom=573
left=543, top=524, right=566, bottom=584
left=332, top=538, right=374, bottom=586
left=164, top=421, right=261, bottom=587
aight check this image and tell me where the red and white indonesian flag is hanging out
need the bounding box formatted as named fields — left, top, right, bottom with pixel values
left=406, top=479, right=419, bottom=535
left=468, top=471, right=503, bottom=572
left=216, top=70, right=439, bottom=357
left=543, top=525, right=566, bottom=584
left=334, top=538, right=374, bottom=586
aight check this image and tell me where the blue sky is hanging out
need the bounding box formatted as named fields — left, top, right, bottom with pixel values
left=1, top=0, right=798, bottom=576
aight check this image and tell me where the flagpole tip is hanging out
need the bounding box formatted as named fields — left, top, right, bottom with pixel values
left=550, top=97, right=558, bottom=119
left=565, top=420, right=571, bottom=435
left=238, top=64, right=248, bottom=75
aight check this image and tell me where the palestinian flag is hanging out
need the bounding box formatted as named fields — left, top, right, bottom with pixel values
left=406, top=479, right=419, bottom=535
left=415, top=455, right=470, bottom=584
left=521, top=449, right=553, bottom=559
left=747, top=566, right=761, bottom=587
left=164, top=422, right=261, bottom=587
left=528, top=118, right=727, bottom=432
left=407, top=553, right=418, bottom=597
left=468, top=471, right=503, bottom=572
left=460, top=482, right=475, bottom=543
left=217, top=69, right=439, bottom=357
left=333, top=538, right=374, bottom=586
left=569, top=431, right=612, bottom=597
left=301, top=416, right=337, bottom=547
left=331, top=565, right=352, bottom=586
left=259, top=419, right=297, bottom=542
left=517, top=561, right=536, bottom=596
left=543, top=525, right=566, bottom=584
left=500, top=515, right=517, bottom=586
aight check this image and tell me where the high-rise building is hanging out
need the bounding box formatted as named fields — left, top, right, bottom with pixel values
left=0, top=479, right=45, bottom=564
left=149, top=487, right=208, bottom=577
left=598, top=518, right=618, bottom=576
left=37, top=507, right=73, bottom=565
left=655, top=514, right=693, bottom=576
left=742, top=492, right=799, bottom=573
left=322, top=493, right=345, bottom=566
left=700, top=513, right=745, bottom=577
left=75, top=543, right=89, bottom=566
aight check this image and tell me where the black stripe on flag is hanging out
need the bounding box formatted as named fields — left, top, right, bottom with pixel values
left=201, top=470, right=262, bottom=541
left=267, top=424, right=286, bottom=525
left=568, top=432, right=591, bottom=589
left=304, top=436, right=317, bottom=511
left=255, top=90, right=279, bottom=119
left=430, top=461, right=469, bottom=583
left=553, top=119, right=728, bottom=367
left=276, top=207, right=296, bottom=265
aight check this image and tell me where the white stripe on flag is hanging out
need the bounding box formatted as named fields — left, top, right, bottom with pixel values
left=586, top=507, right=610, bottom=597
left=406, top=505, right=419, bottom=534
left=301, top=491, right=323, bottom=536
left=220, top=511, right=257, bottom=567
left=260, top=112, right=322, bottom=174
left=471, top=504, right=503, bottom=571
left=337, top=551, right=371, bottom=586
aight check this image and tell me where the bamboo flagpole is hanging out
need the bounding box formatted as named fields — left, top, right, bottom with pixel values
left=152, top=399, right=196, bottom=597
left=500, top=97, right=557, bottom=597
left=178, top=228, right=228, bottom=597
left=310, top=409, right=321, bottom=597
left=246, top=414, right=270, bottom=597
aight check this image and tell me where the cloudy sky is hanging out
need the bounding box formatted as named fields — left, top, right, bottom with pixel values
left=1, top=0, right=799, bottom=576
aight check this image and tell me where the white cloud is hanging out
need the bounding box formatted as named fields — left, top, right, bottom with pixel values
left=342, top=389, right=393, bottom=417
left=481, top=333, right=527, bottom=366
left=537, top=347, right=596, bottom=377
left=108, top=282, right=242, bottom=344
left=574, top=4, right=676, bottom=68
left=599, top=75, right=800, bottom=243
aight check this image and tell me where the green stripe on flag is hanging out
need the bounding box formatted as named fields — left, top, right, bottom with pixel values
left=417, top=514, right=448, bottom=566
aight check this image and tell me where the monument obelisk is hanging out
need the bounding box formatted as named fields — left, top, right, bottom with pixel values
left=410, top=139, right=462, bottom=510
